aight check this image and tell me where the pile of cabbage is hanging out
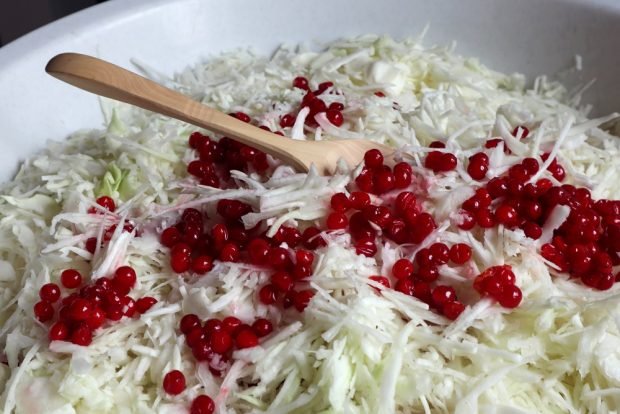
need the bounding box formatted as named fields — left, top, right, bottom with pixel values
left=1, top=35, right=620, bottom=414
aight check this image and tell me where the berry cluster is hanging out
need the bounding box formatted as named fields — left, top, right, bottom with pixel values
left=354, top=149, right=413, bottom=194
left=35, top=266, right=156, bottom=346
left=84, top=196, right=136, bottom=254
left=473, top=265, right=522, bottom=308
left=288, top=77, right=344, bottom=127
left=162, top=370, right=215, bottom=414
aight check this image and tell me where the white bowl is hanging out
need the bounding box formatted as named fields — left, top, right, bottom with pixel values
left=1, top=0, right=619, bottom=182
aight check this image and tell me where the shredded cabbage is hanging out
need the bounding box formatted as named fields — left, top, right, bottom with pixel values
left=1, top=34, right=620, bottom=414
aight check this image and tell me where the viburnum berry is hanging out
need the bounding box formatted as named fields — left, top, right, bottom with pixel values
left=258, top=285, right=277, bottom=305
left=252, top=318, right=273, bottom=337
left=349, top=191, right=371, bottom=210
left=34, top=301, right=54, bottom=322
left=393, top=162, right=413, bottom=188
left=330, top=192, right=350, bottom=212
left=467, top=153, right=489, bottom=180
left=136, top=297, right=157, bottom=313
left=39, top=283, right=61, bottom=303
left=364, top=149, right=384, bottom=168
left=429, top=243, right=450, bottom=265
left=70, top=324, right=93, bottom=346
left=61, top=269, right=82, bottom=289
left=431, top=285, right=456, bottom=308
left=180, top=314, right=201, bottom=335
left=369, top=275, right=390, bottom=290
left=190, top=395, right=215, bottom=414
left=163, top=370, right=186, bottom=395
left=95, top=196, right=116, bottom=212
left=48, top=321, right=69, bottom=341
left=293, top=290, right=314, bottom=312
left=443, top=301, right=465, bottom=320
left=449, top=244, right=472, bottom=265
left=235, top=329, right=259, bottom=349
left=392, top=258, right=414, bottom=279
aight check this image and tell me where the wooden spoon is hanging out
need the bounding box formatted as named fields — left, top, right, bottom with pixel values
left=45, top=53, right=391, bottom=174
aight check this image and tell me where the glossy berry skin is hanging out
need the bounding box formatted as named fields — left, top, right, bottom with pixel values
left=330, top=192, right=350, bottom=212
left=392, top=259, right=414, bottom=279
left=349, top=192, right=371, bottom=210
left=219, top=243, right=241, bottom=262
left=443, top=301, right=465, bottom=320
left=280, top=114, right=295, bottom=128
left=449, top=244, right=472, bottom=265
left=161, top=227, right=181, bottom=247
left=292, top=76, right=309, bottom=90
left=114, top=266, right=137, bottom=290
left=271, top=271, right=294, bottom=292
left=393, top=162, right=413, bottom=188
left=34, top=301, right=54, bottom=322
left=135, top=297, right=157, bottom=313
left=259, top=285, right=277, bottom=304
left=248, top=238, right=271, bottom=265
left=431, top=285, right=457, bottom=308
left=222, top=316, right=242, bottom=335
left=498, top=285, right=523, bottom=308
left=95, top=196, right=116, bottom=212
left=210, top=331, right=233, bottom=354
left=190, top=395, right=215, bottom=414
left=326, top=212, right=348, bottom=230
left=429, top=243, right=450, bottom=265
left=180, top=314, right=201, bottom=335
left=61, top=269, right=82, bottom=289
left=70, top=324, right=93, bottom=346
left=467, top=152, right=489, bottom=180
left=163, top=370, right=186, bottom=395
left=48, top=321, right=69, bottom=341
left=364, top=149, right=384, bottom=168
left=39, top=283, right=61, bottom=303
left=369, top=276, right=390, bottom=290
left=293, top=290, right=315, bottom=312
left=494, top=205, right=519, bottom=227
left=326, top=110, right=344, bottom=126
left=192, top=256, right=214, bottom=274
left=252, top=318, right=273, bottom=337
left=235, top=329, right=259, bottom=349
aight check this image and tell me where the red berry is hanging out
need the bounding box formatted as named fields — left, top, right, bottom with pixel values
left=136, top=297, right=157, bottom=313
left=487, top=177, right=508, bottom=199
left=316, top=81, right=334, bottom=94
left=429, top=141, right=446, bottom=149
left=457, top=210, right=476, bottom=230
left=34, top=301, right=54, bottom=322
left=364, top=149, right=384, bottom=168
left=494, top=205, right=519, bottom=227
left=189, top=131, right=207, bottom=149
left=39, top=283, right=61, bottom=303
left=349, top=191, right=371, bottom=210
left=269, top=247, right=292, bottom=270
left=512, top=126, right=529, bottom=138
left=61, top=269, right=82, bottom=289
left=330, top=192, right=350, bottom=212
left=443, top=301, right=465, bottom=320
left=67, top=298, right=93, bottom=321
left=409, top=213, right=436, bottom=244
left=190, top=395, right=215, bottom=414
left=235, top=329, right=259, bottom=349
left=326, top=212, right=348, bottom=230
left=293, top=76, right=309, bottom=90
left=259, top=285, right=277, bottom=305
left=429, top=243, right=450, bottom=265
left=203, top=319, right=223, bottom=336
left=393, top=162, right=413, bottom=189
left=392, top=258, right=414, bottom=279
left=326, top=110, right=344, bottom=126
left=222, top=316, right=242, bottom=335
left=431, top=285, right=456, bottom=308
left=395, top=278, right=415, bottom=296
left=48, top=321, right=69, bottom=341
left=476, top=209, right=495, bottom=228
left=416, top=266, right=439, bottom=283
left=374, top=169, right=396, bottom=194
left=293, top=290, right=314, bottom=312
left=435, top=153, right=457, bottom=172
left=86, top=307, right=106, bottom=329
left=163, top=370, right=186, bottom=395
left=449, top=244, right=471, bottom=265
left=271, top=271, right=294, bottom=292
left=498, top=285, right=522, bottom=308
left=248, top=238, right=270, bottom=265
left=85, top=237, right=98, bottom=254
left=219, top=242, right=240, bottom=262
left=280, top=114, right=295, bottom=128
left=192, top=256, right=214, bottom=274
left=252, top=318, right=273, bottom=337
left=355, top=238, right=377, bottom=257
left=485, top=138, right=503, bottom=149
left=369, top=275, right=390, bottom=290
left=295, top=249, right=315, bottom=267
left=192, top=340, right=214, bottom=361
left=302, top=227, right=327, bottom=249
left=210, top=331, right=233, bottom=354
left=114, top=266, right=137, bottom=290
left=329, top=102, right=344, bottom=111
left=522, top=222, right=542, bottom=239
left=161, top=227, right=181, bottom=248
left=170, top=247, right=191, bottom=273
left=180, top=314, right=201, bottom=335
left=467, top=153, right=489, bottom=180
left=96, top=196, right=116, bottom=212
left=70, top=324, right=93, bottom=346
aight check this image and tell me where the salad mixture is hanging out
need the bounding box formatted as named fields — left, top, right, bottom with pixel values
left=1, top=35, right=620, bottom=414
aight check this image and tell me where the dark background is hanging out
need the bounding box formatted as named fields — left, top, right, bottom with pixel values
left=0, top=0, right=108, bottom=47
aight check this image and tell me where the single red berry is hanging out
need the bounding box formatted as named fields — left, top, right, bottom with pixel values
left=395, top=278, right=415, bottom=296
left=373, top=169, right=396, bottom=194
left=498, top=285, right=522, bottom=308
left=170, top=248, right=191, bottom=273
left=355, top=238, right=377, bottom=257
left=429, top=141, right=446, bottom=149
left=259, top=285, right=277, bottom=305
left=467, top=153, right=489, bottom=180
left=85, top=237, right=98, bottom=254
left=522, top=222, right=542, bottom=239
left=163, top=370, right=186, bottom=395
left=416, top=266, right=439, bottom=283
left=96, top=196, right=116, bottom=212
left=487, top=177, right=508, bottom=199
left=67, top=298, right=93, bottom=321
left=435, top=153, right=458, bottom=172
left=302, top=227, right=327, bottom=249
left=597, top=273, right=615, bottom=291
left=413, top=280, right=432, bottom=303
left=326, top=110, right=344, bottom=126
left=458, top=210, right=476, bottom=230
left=485, top=138, right=503, bottom=149
left=269, top=247, right=292, bottom=270
left=34, top=301, right=54, bottom=322
left=449, top=244, right=472, bottom=264
left=114, top=266, right=137, bottom=290
left=364, top=149, right=384, bottom=168
left=203, top=319, right=223, bottom=336
left=252, top=318, right=273, bottom=337
left=326, top=212, right=348, bottom=230
left=219, top=242, right=240, bottom=262
left=293, top=290, right=315, bottom=312
left=39, top=283, right=61, bottom=303
left=136, top=297, right=157, bottom=313
left=189, top=131, right=207, bottom=149
left=349, top=191, right=371, bottom=210
left=494, top=204, right=519, bottom=227
left=185, top=327, right=206, bottom=348
left=271, top=271, right=294, bottom=292
left=86, top=307, right=106, bottom=329
left=316, top=81, right=334, bottom=94
left=293, top=76, right=309, bottom=90
left=192, top=340, right=214, bottom=361
left=161, top=227, right=181, bottom=248
left=61, top=269, right=82, bottom=289
left=429, top=243, right=450, bottom=265
left=48, top=321, right=69, bottom=341
left=369, top=275, right=390, bottom=290
left=235, top=329, right=259, bottom=349
left=295, top=249, right=315, bottom=267
left=393, top=162, right=413, bottom=188
left=222, top=316, right=242, bottom=335
left=190, top=395, right=215, bottom=414
left=180, top=314, right=201, bottom=335
left=409, top=213, right=436, bottom=244
left=292, top=263, right=312, bottom=279
left=210, top=331, right=233, bottom=354
left=330, top=192, right=350, bottom=212
left=392, top=258, right=414, bottom=279
left=192, top=256, right=214, bottom=274
left=443, top=301, right=465, bottom=320
left=431, top=285, right=457, bottom=308
left=247, top=238, right=270, bottom=265
left=280, top=114, right=295, bottom=128
left=70, top=324, right=93, bottom=346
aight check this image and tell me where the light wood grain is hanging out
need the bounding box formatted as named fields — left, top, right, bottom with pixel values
left=45, top=53, right=391, bottom=174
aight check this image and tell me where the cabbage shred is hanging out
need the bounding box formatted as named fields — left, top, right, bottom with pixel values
left=1, top=35, right=620, bottom=413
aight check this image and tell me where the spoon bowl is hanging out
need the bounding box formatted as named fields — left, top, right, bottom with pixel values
left=45, top=53, right=391, bottom=175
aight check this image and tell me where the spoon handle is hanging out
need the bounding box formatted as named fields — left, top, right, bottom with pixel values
left=46, top=53, right=309, bottom=171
